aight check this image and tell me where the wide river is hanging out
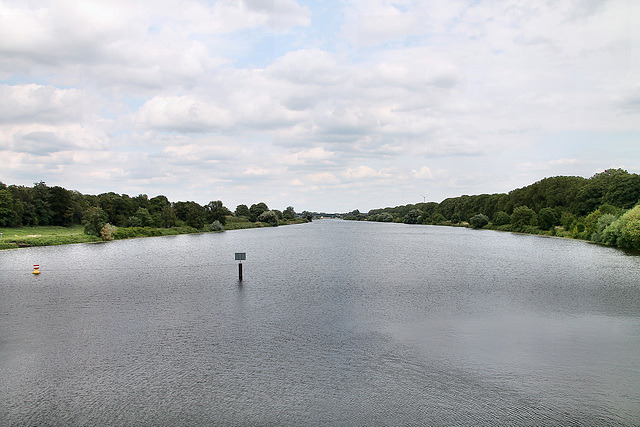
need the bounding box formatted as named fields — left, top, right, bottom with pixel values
left=1, top=220, right=639, bottom=425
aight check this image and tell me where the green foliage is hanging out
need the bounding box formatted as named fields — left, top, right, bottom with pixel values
left=283, top=206, right=296, bottom=220
left=601, top=205, right=640, bottom=249
left=403, top=209, right=422, bottom=224
left=469, top=214, right=489, bottom=229
left=209, top=220, right=224, bottom=232
left=205, top=200, right=230, bottom=225
left=249, top=202, right=269, bottom=222
left=591, top=214, right=616, bottom=242
left=537, top=207, right=558, bottom=230
left=0, top=189, right=16, bottom=226
left=174, top=201, right=206, bottom=229
left=511, top=206, right=535, bottom=229
left=83, top=206, right=108, bottom=236
left=431, top=213, right=445, bottom=224
left=258, top=210, right=279, bottom=226
left=492, top=211, right=511, bottom=226
left=235, top=204, right=250, bottom=218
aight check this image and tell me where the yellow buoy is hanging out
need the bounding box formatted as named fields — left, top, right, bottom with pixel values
left=33, top=265, right=40, bottom=275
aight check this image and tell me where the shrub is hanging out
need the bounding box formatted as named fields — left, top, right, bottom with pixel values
left=258, top=210, right=279, bottom=226
left=537, top=207, right=558, bottom=230
left=511, top=206, right=535, bottom=229
left=210, top=220, right=224, bottom=232
left=492, top=211, right=511, bottom=226
left=469, top=214, right=489, bottom=229
left=602, top=205, right=640, bottom=249
left=100, top=223, right=117, bottom=241
left=83, top=207, right=108, bottom=237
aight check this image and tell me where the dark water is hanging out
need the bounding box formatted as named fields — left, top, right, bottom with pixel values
left=1, top=220, right=639, bottom=425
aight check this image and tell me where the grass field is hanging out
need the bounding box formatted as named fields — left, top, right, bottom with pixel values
left=0, top=225, right=101, bottom=250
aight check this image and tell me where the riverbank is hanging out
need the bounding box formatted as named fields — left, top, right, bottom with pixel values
left=0, top=217, right=310, bottom=250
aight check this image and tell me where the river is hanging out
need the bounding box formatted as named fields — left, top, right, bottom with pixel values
left=1, top=220, right=639, bottom=425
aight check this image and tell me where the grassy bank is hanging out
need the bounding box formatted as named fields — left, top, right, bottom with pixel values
left=0, top=225, right=101, bottom=250
left=0, top=217, right=310, bottom=250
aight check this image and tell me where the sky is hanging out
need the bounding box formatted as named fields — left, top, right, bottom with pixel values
left=1, top=0, right=639, bottom=213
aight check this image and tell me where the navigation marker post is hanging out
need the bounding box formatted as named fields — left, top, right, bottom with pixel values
left=235, top=253, right=246, bottom=282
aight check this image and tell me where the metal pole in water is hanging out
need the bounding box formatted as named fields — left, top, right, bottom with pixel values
left=238, top=262, right=243, bottom=281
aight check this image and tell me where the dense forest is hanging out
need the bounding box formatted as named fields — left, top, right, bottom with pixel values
left=0, top=180, right=310, bottom=237
left=344, top=169, right=640, bottom=250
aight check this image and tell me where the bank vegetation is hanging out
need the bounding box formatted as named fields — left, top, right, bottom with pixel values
left=0, top=182, right=311, bottom=250
left=345, top=169, right=640, bottom=251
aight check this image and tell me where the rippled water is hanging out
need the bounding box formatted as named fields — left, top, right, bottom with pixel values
left=1, top=220, right=639, bottom=425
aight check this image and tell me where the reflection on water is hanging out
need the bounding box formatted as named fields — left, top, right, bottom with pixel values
left=1, top=220, right=639, bottom=425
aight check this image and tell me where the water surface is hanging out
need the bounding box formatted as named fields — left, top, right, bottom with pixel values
left=1, top=220, right=639, bottom=425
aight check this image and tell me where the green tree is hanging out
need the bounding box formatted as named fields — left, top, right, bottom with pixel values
left=283, top=206, right=296, bottom=220
left=235, top=204, right=250, bottom=218
left=83, top=206, right=108, bottom=236
left=492, top=211, right=511, bottom=226
left=511, top=205, right=535, bottom=229
left=174, top=201, right=206, bottom=229
left=0, top=188, right=16, bottom=226
left=209, top=220, right=224, bottom=232
left=258, top=210, right=279, bottom=226
left=129, top=207, right=153, bottom=227
left=160, top=204, right=177, bottom=228
left=403, top=209, right=422, bottom=224
left=469, top=213, right=489, bottom=229
left=537, top=207, right=558, bottom=231
left=31, top=181, right=54, bottom=225
left=205, top=200, right=230, bottom=225
left=431, top=213, right=445, bottom=224
left=602, top=204, right=640, bottom=249
left=249, top=202, right=269, bottom=222
left=591, top=214, right=616, bottom=242
left=49, top=186, right=75, bottom=226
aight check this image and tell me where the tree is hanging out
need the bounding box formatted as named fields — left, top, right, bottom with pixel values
left=83, top=207, right=108, bottom=236
left=235, top=204, right=250, bottom=218
left=31, top=181, right=54, bottom=225
left=159, top=205, right=177, bottom=228
left=205, top=200, right=230, bottom=225
left=511, top=205, right=535, bottom=229
left=403, top=209, right=422, bottom=224
left=174, top=201, right=206, bottom=229
left=537, top=207, right=558, bottom=231
left=249, top=202, right=269, bottom=222
left=49, top=186, right=75, bottom=226
left=129, top=207, right=153, bottom=227
left=209, top=220, right=224, bottom=232
left=302, top=211, right=313, bottom=221
left=0, top=189, right=15, bottom=226
left=492, top=211, right=511, bottom=226
left=258, top=210, right=279, bottom=226
left=283, top=206, right=296, bottom=220
left=469, top=213, right=489, bottom=229
left=602, top=204, right=640, bottom=249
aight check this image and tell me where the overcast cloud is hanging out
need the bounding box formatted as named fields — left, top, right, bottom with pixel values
left=1, top=0, right=638, bottom=212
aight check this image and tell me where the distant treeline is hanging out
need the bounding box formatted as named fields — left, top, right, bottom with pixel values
left=0, top=181, right=312, bottom=235
left=345, top=169, right=640, bottom=250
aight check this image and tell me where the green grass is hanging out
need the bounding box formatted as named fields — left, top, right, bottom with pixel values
left=0, top=217, right=312, bottom=250
left=0, top=225, right=101, bottom=250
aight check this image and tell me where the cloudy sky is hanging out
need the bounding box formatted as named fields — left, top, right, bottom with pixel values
left=1, top=0, right=639, bottom=213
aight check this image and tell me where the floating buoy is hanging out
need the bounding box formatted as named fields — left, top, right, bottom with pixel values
left=32, top=265, right=40, bottom=275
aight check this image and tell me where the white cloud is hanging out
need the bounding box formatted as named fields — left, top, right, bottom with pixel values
left=0, top=0, right=638, bottom=212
